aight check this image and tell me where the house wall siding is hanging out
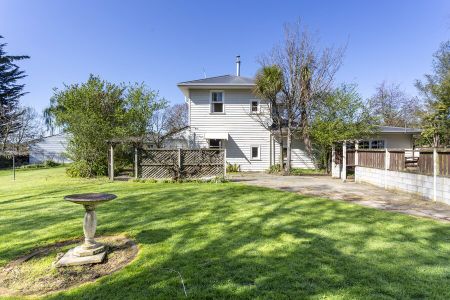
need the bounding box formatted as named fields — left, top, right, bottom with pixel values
left=188, top=89, right=315, bottom=171
left=189, top=89, right=271, bottom=171
left=273, top=138, right=315, bottom=169
left=29, top=134, right=72, bottom=164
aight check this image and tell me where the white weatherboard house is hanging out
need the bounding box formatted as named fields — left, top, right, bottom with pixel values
left=178, top=57, right=420, bottom=172
left=178, top=57, right=312, bottom=172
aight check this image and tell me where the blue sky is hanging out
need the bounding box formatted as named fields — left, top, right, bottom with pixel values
left=1, top=0, right=449, bottom=113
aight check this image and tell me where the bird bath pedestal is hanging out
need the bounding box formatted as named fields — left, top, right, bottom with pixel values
left=55, top=193, right=116, bottom=267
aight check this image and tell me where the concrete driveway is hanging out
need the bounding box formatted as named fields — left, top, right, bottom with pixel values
left=231, top=172, right=450, bottom=222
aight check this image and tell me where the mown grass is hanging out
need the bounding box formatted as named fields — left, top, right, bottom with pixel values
left=1, top=167, right=450, bottom=299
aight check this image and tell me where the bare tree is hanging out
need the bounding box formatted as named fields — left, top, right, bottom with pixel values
left=368, top=81, right=423, bottom=127
left=6, top=106, right=44, bottom=151
left=147, top=103, right=188, bottom=147
left=259, top=21, right=345, bottom=171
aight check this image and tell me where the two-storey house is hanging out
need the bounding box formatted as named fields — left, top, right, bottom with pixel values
left=177, top=57, right=314, bottom=171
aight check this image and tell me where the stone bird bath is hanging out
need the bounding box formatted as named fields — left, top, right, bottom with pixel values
left=55, top=193, right=116, bottom=267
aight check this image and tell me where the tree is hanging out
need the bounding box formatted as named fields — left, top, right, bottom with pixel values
left=310, top=84, right=377, bottom=170
left=147, top=103, right=189, bottom=147
left=7, top=106, right=44, bottom=151
left=367, top=81, right=423, bottom=127
left=259, top=21, right=345, bottom=171
left=416, top=41, right=450, bottom=147
left=0, top=36, right=30, bottom=150
left=45, top=75, right=165, bottom=177
left=253, top=65, right=285, bottom=167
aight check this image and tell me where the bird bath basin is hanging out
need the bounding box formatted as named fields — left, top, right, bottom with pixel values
left=55, top=193, right=116, bottom=267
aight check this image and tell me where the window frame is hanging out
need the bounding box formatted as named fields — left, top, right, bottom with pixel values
left=210, top=90, right=225, bottom=114
left=250, top=145, right=261, bottom=161
left=208, top=139, right=222, bottom=149
left=370, top=139, right=385, bottom=149
left=250, top=99, right=260, bottom=114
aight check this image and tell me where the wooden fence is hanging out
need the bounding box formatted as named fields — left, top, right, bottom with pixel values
left=417, top=149, right=434, bottom=175
left=138, top=149, right=225, bottom=179
left=345, top=148, right=450, bottom=177
left=437, top=150, right=450, bottom=177
left=389, top=150, right=405, bottom=171
left=358, top=149, right=385, bottom=169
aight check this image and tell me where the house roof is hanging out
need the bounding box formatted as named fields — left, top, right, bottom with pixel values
left=378, top=126, right=422, bottom=134
left=177, top=75, right=255, bottom=86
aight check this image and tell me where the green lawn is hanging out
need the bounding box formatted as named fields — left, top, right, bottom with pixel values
left=1, top=167, right=450, bottom=299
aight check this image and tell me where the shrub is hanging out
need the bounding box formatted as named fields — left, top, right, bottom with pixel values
left=226, top=163, right=240, bottom=173
left=44, top=160, right=60, bottom=167
left=268, top=164, right=282, bottom=174
left=66, top=160, right=92, bottom=178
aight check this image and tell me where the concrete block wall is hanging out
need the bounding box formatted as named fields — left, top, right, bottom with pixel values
left=355, top=166, right=450, bottom=205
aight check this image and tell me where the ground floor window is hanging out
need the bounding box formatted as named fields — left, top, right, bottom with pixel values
left=250, top=145, right=260, bottom=160
left=371, top=140, right=385, bottom=149
left=209, top=139, right=222, bottom=149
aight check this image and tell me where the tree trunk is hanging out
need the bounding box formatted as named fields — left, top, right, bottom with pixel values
left=278, top=129, right=284, bottom=168
left=286, top=127, right=292, bottom=174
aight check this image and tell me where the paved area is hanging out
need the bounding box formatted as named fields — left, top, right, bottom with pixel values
left=231, top=172, right=450, bottom=222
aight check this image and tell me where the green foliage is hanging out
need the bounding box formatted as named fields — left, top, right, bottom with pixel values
left=44, top=160, right=60, bottom=167
left=268, top=164, right=282, bottom=174
left=416, top=41, right=450, bottom=147
left=0, top=36, right=30, bottom=147
left=46, top=75, right=165, bottom=177
left=289, top=168, right=326, bottom=176
left=65, top=160, right=92, bottom=178
left=226, top=163, right=240, bottom=173
left=310, top=84, right=377, bottom=169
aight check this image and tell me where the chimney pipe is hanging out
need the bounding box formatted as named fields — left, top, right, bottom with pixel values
left=236, top=55, right=241, bottom=76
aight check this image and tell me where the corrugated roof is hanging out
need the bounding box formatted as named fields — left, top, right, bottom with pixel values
left=177, top=75, right=255, bottom=86
left=379, top=126, right=422, bottom=134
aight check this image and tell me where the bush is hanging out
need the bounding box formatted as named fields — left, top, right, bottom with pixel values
left=226, top=163, right=240, bottom=173
left=44, top=160, right=60, bottom=167
left=268, top=164, right=282, bottom=174
left=19, top=163, right=46, bottom=170
left=66, top=160, right=92, bottom=178
left=289, top=168, right=326, bottom=176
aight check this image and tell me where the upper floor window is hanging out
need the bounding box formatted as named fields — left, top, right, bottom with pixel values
left=210, top=91, right=224, bottom=113
left=250, top=100, right=260, bottom=113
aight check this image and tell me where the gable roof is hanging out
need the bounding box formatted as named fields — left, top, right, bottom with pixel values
left=177, top=75, right=255, bottom=86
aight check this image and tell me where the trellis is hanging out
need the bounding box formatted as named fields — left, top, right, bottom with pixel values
left=139, top=149, right=225, bottom=179
left=107, top=137, right=225, bottom=180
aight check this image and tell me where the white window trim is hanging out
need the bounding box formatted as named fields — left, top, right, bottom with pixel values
left=209, top=90, right=225, bottom=114
left=250, top=145, right=261, bottom=160
left=250, top=99, right=261, bottom=114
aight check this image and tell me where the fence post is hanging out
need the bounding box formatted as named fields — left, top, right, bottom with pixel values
left=178, top=148, right=182, bottom=179
left=433, top=147, right=437, bottom=202
left=342, top=141, right=347, bottom=182
left=385, top=149, right=389, bottom=189
left=134, top=146, right=138, bottom=179
left=223, top=149, right=227, bottom=177
left=109, top=144, right=114, bottom=181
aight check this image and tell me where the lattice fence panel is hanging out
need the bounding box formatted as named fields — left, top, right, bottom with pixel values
left=138, top=149, right=224, bottom=179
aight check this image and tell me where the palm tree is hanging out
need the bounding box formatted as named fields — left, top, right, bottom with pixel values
left=253, top=65, right=285, bottom=170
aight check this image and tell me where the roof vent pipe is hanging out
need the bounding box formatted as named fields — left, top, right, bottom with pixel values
left=236, top=55, right=241, bottom=76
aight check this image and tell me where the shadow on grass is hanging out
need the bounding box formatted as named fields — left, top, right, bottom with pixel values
left=2, top=177, right=450, bottom=299
left=42, top=184, right=450, bottom=299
